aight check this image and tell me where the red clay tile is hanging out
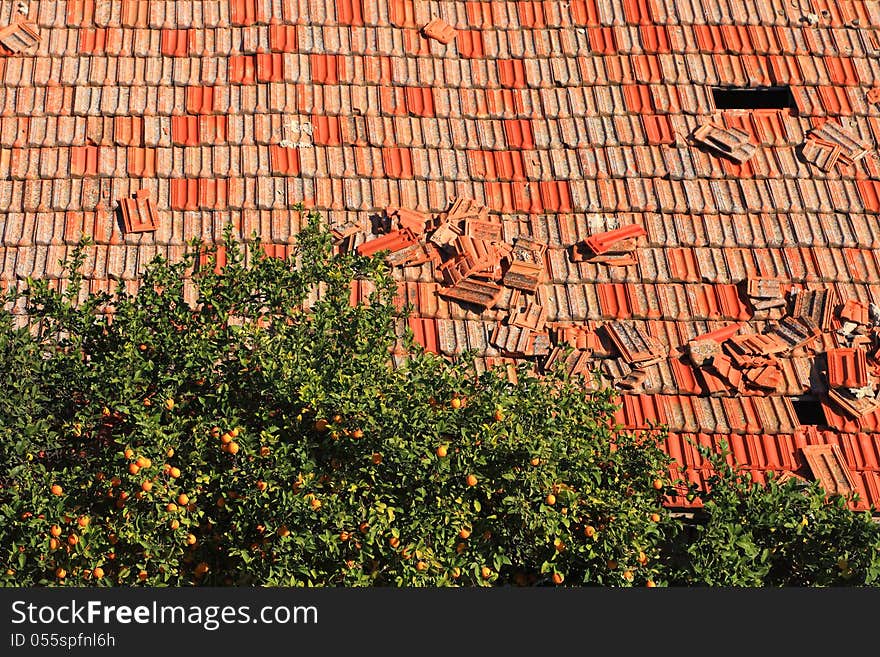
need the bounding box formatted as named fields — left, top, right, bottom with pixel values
left=311, top=54, right=345, bottom=85
left=497, top=59, right=527, bottom=89
left=185, top=86, right=216, bottom=114
left=310, top=116, right=341, bottom=146
left=70, top=145, right=100, bottom=178
left=587, top=27, right=616, bottom=54
left=160, top=29, right=193, bottom=57
left=382, top=147, right=414, bottom=179
left=269, top=145, right=301, bottom=176
left=516, top=0, right=548, bottom=28
left=622, top=0, right=655, bottom=24
left=228, top=54, right=257, bottom=85
left=170, top=179, right=199, bottom=211
left=502, top=119, right=535, bottom=150
left=408, top=317, right=440, bottom=354
left=389, top=0, right=417, bottom=27
left=120, top=0, right=149, bottom=28
left=404, top=86, right=435, bottom=117
left=569, top=0, right=600, bottom=25
left=199, top=116, right=228, bottom=145
left=256, top=53, right=284, bottom=83
left=638, top=25, right=670, bottom=54
left=422, top=18, right=456, bottom=45
left=126, top=148, right=156, bottom=178
left=119, top=188, right=159, bottom=234
left=336, top=0, right=364, bottom=25
left=79, top=28, right=107, bottom=55
left=269, top=24, right=298, bottom=52
left=229, top=0, right=258, bottom=26
left=642, top=114, right=674, bottom=145
left=113, top=117, right=143, bottom=147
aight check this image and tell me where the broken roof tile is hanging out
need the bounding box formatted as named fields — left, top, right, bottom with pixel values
left=118, top=188, right=159, bottom=234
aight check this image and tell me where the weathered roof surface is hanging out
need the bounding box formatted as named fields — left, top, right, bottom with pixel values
left=3, top=0, right=880, bottom=509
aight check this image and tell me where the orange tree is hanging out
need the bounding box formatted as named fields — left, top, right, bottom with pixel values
left=0, top=211, right=673, bottom=587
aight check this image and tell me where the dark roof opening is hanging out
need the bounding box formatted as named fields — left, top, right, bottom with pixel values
left=711, top=86, right=794, bottom=110
left=791, top=398, right=828, bottom=427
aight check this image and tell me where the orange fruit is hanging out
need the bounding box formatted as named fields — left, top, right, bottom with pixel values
left=164, top=398, right=175, bottom=411
left=276, top=526, right=290, bottom=538
left=545, top=494, right=556, bottom=506
left=552, top=572, right=564, bottom=585
left=493, top=409, right=504, bottom=421
left=93, top=567, right=104, bottom=579
left=256, top=481, right=267, bottom=492
left=623, top=570, right=634, bottom=582
left=177, top=494, right=189, bottom=506
left=77, top=516, right=90, bottom=528
left=371, top=453, right=382, bottom=465
left=50, top=484, right=63, bottom=496
left=584, top=525, right=597, bottom=538
left=220, top=433, right=233, bottom=444
left=227, top=442, right=239, bottom=455
left=194, top=562, right=209, bottom=577
left=646, top=580, right=657, bottom=588
left=124, top=448, right=134, bottom=460
left=230, top=427, right=240, bottom=438
left=458, top=528, right=471, bottom=539
left=607, top=559, right=618, bottom=570
left=450, top=398, right=462, bottom=409
left=141, top=480, right=153, bottom=493
left=638, top=551, right=648, bottom=565
left=260, top=446, right=270, bottom=457
left=136, top=456, right=148, bottom=468
left=210, top=427, right=221, bottom=438
left=186, top=533, right=198, bottom=545
left=415, top=561, right=428, bottom=572
left=480, top=566, right=492, bottom=580
left=314, top=419, right=329, bottom=432
left=435, top=445, right=448, bottom=458
left=50, top=525, right=62, bottom=537
left=128, top=463, right=140, bottom=475
left=169, top=467, right=181, bottom=478
left=67, top=534, right=78, bottom=546
left=451, top=567, right=461, bottom=579
left=309, top=498, right=322, bottom=510
left=339, top=531, right=350, bottom=542
left=49, top=538, right=59, bottom=550
left=55, top=567, right=66, bottom=579
left=530, top=457, right=540, bottom=466
left=166, top=503, right=178, bottom=513
left=554, top=538, right=565, bottom=552
left=649, top=513, right=661, bottom=523
left=466, top=474, right=478, bottom=487
left=170, top=519, right=180, bottom=530
left=166, top=448, right=175, bottom=458
left=652, top=478, right=663, bottom=490
left=110, top=476, right=121, bottom=487
left=352, top=429, right=364, bottom=439
left=388, top=537, right=400, bottom=548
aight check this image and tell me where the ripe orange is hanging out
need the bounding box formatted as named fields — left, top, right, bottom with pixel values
left=230, top=427, right=240, bottom=438
left=166, top=448, right=175, bottom=458
left=451, top=567, right=461, bottom=579
left=415, top=561, right=428, bottom=572
left=352, top=429, right=364, bottom=439
left=143, top=398, right=152, bottom=407
left=110, top=476, right=121, bottom=487
left=649, top=513, right=661, bottom=523
left=339, top=531, right=350, bottom=542
left=141, top=480, right=153, bottom=493
left=50, top=525, right=62, bottom=537
left=435, top=445, right=448, bottom=458
left=67, top=534, right=78, bottom=546
left=186, top=533, right=198, bottom=545
left=480, top=566, right=492, bottom=580
left=49, top=538, right=59, bottom=550
left=623, top=570, right=634, bottom=582
left=530, top=457, right=540, bottom=466
left=554, top=538, right=565, bottom=552
left=652, top=478, right=664, bottom=490
left=177, top=494, right=189, bottom=506
left=55, top=567, right=66, bottom=579
left=256, top=481, right=267, bottom=492
left=93, top=567, right=104, bottom=579
left=210, top=427, right=221, bottom=438
left=136, top=456, right=148, bottom=468
left=50, top=484, right=63, bottom=496
left=166, top=503, right=178, bottom=513
left=77, top=516, right=90, bottom=528
left=170, top=519, right=180, bottom=530
left=493, top=409, right=504, bottom=422
left=371, top=453, right=382, bottom=465
left=164, top=398, right=175, bottom=411
left=309, top=497, right=322, bottom=510
left=260, top=446, right=270, bottom=457
left=458, top=528, right=471, bottom=540
left=638, top=551, right=648, bottom=565
left=552, top=572, right=564, bottom=585
left=194, top=562, right=209, bottom=577
left=124, top=448, right=134, bottom=460
left=220, top=432, right=233, bottom=444
left=227, top=442, right=240, bottom=455
left=545, top=494, right=556, bottom=506
left=314, top=419, right=329, bottom=432
left=388, top=537, right=400, bottom=549
left=128, top=463, right=140, bottom=475
left=450, top=398, right=462, bottom=409
left=466, top=474, right=478, bottom=487
left=169, top=467, right=181, bottom=478
left=646, top=580, right=657, bottom=588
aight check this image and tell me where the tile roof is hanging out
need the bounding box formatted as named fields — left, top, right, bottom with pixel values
left=3, top=0, right=880, bottom=509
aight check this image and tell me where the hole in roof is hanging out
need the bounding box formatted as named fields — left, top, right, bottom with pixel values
left=711, top=86, right=794, bottom=110
left=791, top=398, right=828, bottom=427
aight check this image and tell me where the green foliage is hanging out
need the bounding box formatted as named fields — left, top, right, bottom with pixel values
left=668, top=442, right=880, bottom=586
left=0, top=207, right=878, bottom=587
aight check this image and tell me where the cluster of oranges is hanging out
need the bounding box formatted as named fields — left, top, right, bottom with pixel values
left=211, top=426, right=241, bottom=455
